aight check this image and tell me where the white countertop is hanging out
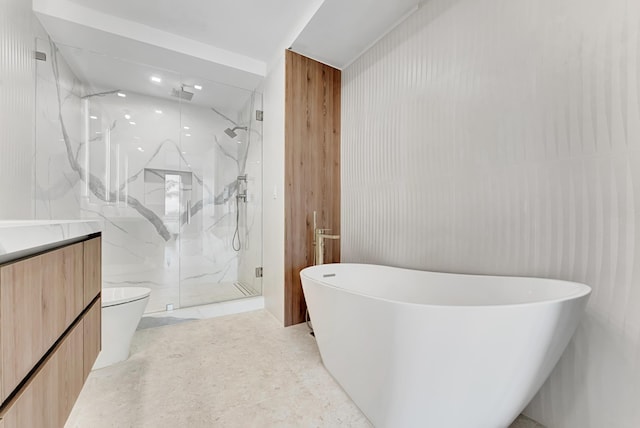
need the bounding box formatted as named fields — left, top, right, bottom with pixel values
left=0, top=220, right=103, bottom=263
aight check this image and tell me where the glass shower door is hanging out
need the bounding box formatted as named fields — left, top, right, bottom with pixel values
left=177, top=83, right=262, bottom=308
left=43, top=39, right=264, bottom=312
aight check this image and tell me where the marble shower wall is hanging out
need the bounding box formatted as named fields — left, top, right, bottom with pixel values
left=342, top=0, right=640, bottom=427
left=34, top=37, right=83, bottom=220
left=36, top=42, right=261, bottom=313
left=82, top=88, right=257, bottom=312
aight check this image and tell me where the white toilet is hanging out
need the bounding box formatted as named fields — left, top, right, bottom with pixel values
left=93, top=287, right=151, bottom=370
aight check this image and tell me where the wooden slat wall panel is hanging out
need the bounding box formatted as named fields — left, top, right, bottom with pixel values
left=284, top=50, right=341, bottom=326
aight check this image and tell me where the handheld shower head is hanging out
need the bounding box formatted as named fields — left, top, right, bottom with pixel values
left=224, top=126, right=248, bottom=138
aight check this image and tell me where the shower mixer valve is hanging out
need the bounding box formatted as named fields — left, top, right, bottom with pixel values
left=236, top=175, right=248, bottom=202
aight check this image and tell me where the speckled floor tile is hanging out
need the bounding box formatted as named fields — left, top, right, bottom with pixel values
left=65, top=309, right=544, bottom=428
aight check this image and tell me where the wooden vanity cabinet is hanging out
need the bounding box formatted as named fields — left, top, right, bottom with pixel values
left=1, top=322, right=84, bottom=428
left=83, top=237, right=101, bottom=307
left=0, top=243, right=83, bottom=401
left=0, top=235, right=102, bottom=428
left=83, top=298, right=102, bottom=382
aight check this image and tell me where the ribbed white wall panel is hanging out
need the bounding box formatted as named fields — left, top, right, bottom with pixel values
left=0, top=0, right=35, bottom=218
left=342, top=0, right=640, bottom=427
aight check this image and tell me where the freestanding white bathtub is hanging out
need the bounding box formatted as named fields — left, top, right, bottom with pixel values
left=300, top=263, right=591, bottom=428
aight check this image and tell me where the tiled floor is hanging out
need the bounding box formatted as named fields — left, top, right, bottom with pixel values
left=66, top=310, right=544, bottom=428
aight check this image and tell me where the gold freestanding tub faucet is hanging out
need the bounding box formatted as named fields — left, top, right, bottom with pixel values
left=313, top=211, right=340, bottom=265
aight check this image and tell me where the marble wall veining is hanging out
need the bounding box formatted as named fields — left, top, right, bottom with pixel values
left=34, top=37, right=83, bottom=220
left=342, top=0, right=640, bottom=427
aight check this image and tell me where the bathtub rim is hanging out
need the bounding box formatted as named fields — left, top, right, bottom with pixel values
left=300, top=263, right=592, bottom=309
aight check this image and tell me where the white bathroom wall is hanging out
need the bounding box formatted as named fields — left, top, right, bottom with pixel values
left=262, top=54, right=286, bottom=324
left=0, top=0, right=36, bottom=219
left=342, top=0, right=640, bottom=427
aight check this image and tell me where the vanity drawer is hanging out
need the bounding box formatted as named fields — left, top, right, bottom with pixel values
left=0, top=321, right=83, bottom=428
left=83, top=297, right=101, bottom=380
left=83, top=237, right=101, bottom=306
left=0, top=242, right=83, bottom=402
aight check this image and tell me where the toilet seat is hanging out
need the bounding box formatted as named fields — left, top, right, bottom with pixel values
left=101, top=287, right=151, bottom=307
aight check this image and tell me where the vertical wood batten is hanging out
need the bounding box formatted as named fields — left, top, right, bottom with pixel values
left=284, top=51, right=341, bottom=326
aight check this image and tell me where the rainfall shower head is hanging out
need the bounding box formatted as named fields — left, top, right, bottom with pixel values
left=224, top=126, right=248, bottom=138
left=171, top=87, right=194, bottom=101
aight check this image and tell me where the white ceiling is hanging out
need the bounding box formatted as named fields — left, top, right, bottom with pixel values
left=64, top=0, right=320, bottom=63
left=291, top=0, right=420, bottom=69
left=33, top=0, right=420, bottom=109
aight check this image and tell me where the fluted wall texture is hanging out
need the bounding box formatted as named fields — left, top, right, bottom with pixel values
left=342, top=0, right=640, bottom=427
left=0, top=0, right=35, bottom=218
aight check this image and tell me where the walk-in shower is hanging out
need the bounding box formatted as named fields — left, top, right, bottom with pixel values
left=35, top=38, right=263, bottom=313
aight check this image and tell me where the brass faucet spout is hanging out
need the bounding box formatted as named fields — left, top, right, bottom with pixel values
left=312, top=211, right=340, bottom=265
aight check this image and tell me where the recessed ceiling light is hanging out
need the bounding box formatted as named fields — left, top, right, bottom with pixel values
left=117, top=92, right=126, bottom=98
left=95, top=131, right=102, bottom=135
left=129, top=121, right=136, bottom=125
left=193, top=85, right=202, bottom=90
left=89, top=115, right=97, bottom=120
left=151, top=76, right=162, bottom=83
left=182, top=151, right=186, bottom=154
left=183, top=126, right=190, bottom=130
left=137, top=147, right=144, bottom=152
left=124, top=114, right=131, bottom=120
left=236, top=140, right=241, bottom=144
left=185, top=133, right=191, bottom=137
left=134, top=136, right=141, bottom=140
left=155, top=109, right=163, bottom=114
left=187, top=164, right=191, bottom=167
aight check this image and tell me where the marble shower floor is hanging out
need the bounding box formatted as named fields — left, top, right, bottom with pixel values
left=65, top=310, right=544, bottom=428
left=145, top=281, right=252, bottom=313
